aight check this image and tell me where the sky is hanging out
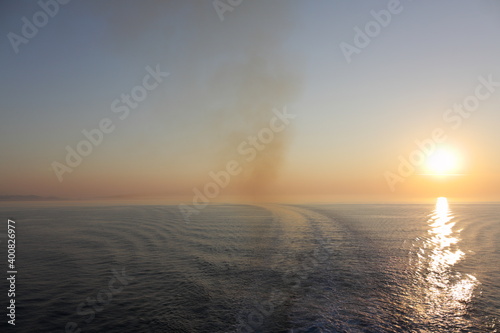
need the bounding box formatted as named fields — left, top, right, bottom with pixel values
left=1, top=0, right=500, bottom=203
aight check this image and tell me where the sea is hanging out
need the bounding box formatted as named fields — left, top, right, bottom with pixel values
left=0, top=198, right=498, bottom=332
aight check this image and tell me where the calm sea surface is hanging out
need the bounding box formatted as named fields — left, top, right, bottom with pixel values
left=1, top=199, right=499, bottom=332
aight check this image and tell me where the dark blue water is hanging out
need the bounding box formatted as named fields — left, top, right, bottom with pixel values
left=0, top=199, right=498, bottom=332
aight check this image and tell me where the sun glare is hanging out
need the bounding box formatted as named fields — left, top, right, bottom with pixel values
left=426, top=147, right=461, bottom=175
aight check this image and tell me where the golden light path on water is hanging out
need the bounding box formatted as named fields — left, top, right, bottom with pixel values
left=411, top=197, right=479, bottom=327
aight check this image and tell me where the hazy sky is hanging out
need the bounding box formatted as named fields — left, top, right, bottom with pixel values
left=1, top=0, right=500, bottom=202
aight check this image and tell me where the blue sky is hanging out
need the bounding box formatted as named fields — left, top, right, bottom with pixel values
left=1, top=0, right=500, bottom=201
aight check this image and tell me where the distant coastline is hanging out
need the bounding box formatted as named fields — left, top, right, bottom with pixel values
left=0, top=195, right=63, bottom=201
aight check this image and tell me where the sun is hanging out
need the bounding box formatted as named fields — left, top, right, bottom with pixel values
left=425, top=147, right=461, bottom=175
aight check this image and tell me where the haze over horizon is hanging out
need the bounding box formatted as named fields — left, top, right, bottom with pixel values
left=2, top=0, right=500, bottom=203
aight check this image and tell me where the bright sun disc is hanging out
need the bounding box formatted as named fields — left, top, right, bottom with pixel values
left=426, top=148, right=460, bottom=174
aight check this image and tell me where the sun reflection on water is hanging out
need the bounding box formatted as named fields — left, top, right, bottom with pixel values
left=411, top=197, right=479, bottom=327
